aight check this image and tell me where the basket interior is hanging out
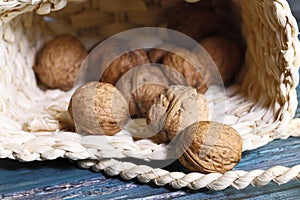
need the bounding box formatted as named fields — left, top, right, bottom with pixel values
left=0, top=0, right=299, bottom=160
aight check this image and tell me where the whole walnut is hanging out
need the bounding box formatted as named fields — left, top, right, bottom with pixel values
left=177, top=121, right=242, bottom=173
left=116, top=65, right=170, bottom=118
left=98, top=40, right=150, bottom=85
left=68, top=81, right=129, bottom=136
left=35, top=34, right=87, bottom=91
left=84, top=38, right=127, bottom=82
left=199, top=36, right=243, bottom=85
left=163, top=48, right=211, bottom=94
left=147, top=85, right=209, bottom=143
left=167, top=3, right=222, bottom=41
left=148, top=44, right=177, bottom=63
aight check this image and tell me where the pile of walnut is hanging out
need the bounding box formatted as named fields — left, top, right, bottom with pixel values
left=34, top=1, right=244, bottom=174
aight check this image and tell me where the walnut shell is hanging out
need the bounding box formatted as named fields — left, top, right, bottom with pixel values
left=85, top=38, right=127, bottom=82
left=123, top=118, right=170, bottom=144
left=68, top=82, right=129, bottom=136
left=35, top=34, right=87, bottom=91
left=99, top=41, right=150, bottom=85
left=177, top=121, right=242, bottom=174
left=147, top=85, right=209, bottom=142
left=199, top=36, right=243, bottom=85
left=163, top=48, right=211, bottom=94
left=167, top=6, right=222, bottom=41
left=116, top=65, right=170, bottom=118
left=148, top=44, right=176, bottom=63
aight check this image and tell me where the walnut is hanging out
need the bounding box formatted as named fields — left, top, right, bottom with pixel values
left=34, top=34, right=87, bottom=91
left=148, top=44, right=176, bottom=63
left=124, top=118, right=170, bottom=144
left=177, top=121, right=242, bottom=173
left=163, top=48, right=211, bottom=94
left=116, top=65, right=170, bottom=118
left=98, top=40, right=150, bottom=85
left=167, top=4, right=222, bottom=41
left=84, top=38, right=127, bottom=82
left=68, top=82, right=129, bottom=136
left=146, top=85, right=209, bottom=142
left=199, top=36, right=244, bottom=85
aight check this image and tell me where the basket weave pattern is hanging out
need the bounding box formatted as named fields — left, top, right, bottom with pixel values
left=0, top=0, right=300, bottom=190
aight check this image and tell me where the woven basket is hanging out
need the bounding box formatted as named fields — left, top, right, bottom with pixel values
left=0, top=0, right=300, bottom=191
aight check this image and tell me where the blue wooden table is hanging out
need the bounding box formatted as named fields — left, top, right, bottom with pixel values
left=0, top=134, right=300, bottom=199
left=1, top=1, right=300, bottom=199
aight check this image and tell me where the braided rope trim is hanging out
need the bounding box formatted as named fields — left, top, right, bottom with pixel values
left=77, top=159, right=300, bottom=191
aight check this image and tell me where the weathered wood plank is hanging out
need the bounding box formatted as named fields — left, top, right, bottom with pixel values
left=0, top=136, right=299, bottom=199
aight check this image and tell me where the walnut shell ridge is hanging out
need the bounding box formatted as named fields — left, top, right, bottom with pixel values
left=116, top=65, right=170, bottom=118
left=99, top=40, right=150, bottom=85
left=68, top=82, right=129, bottom=136
left=163, top=48, right=211, bottom=94
left=177, top=121, right=243, bottom=173
left=147, top=85, right=209, bottom=142
left=148, top=43, right=177, bottom=63
left=35, top=34, right=87, bottom=91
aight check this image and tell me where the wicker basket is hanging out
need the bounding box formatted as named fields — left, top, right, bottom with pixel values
left=0, top=0, right=300, bottom=191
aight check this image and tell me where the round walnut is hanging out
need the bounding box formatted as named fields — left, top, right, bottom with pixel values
left=116, top=65, right=170, bottom=118
left=99, top=40, right=150, bottom=85
left=167, top=3, right=222, bottom=41
left=177, top=121, right=243, bottom=174
left=147, top=85, right=209, bottom=143
left=84, top=38, right=127, bottom=82
left=35, top=34, right=87, bottom=91
left=199, top=36, right=243, bottom=85
left=148, top=44, right=176, bottom=63
left=163, top=48, right=211, bottom=94
left=68, top=82, right=129, bottom=136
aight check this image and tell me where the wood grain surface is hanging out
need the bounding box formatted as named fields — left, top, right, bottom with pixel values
left=0, top=136, right=299, bottom=199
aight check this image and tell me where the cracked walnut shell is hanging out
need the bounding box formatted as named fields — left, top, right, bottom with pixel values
left=68, top=82, right=129, bottom=136
left=146, top=85, right=209, bottom=142
left=177, top=121, right=242, bottom=174
left=35, top=34, right=87, bottom=91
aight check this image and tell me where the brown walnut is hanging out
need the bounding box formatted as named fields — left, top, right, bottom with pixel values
left=35, top=34, right=87, bottom=91
left=68, top=82, right=129, bottom=136
left=163, top=48, right=211, bottom=94
left=99, top=40, right=150, bottom=85
left=177, top=121, right=243, bottom=174
left=199, top=36, right=243, bottom=85
left=167, top=4, right=222, bottom=41
left=147, top=85, right=209, bottom=142
left=148, top=44, right=177, bottom=63
left=116, top=65, right=170, bottom=118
